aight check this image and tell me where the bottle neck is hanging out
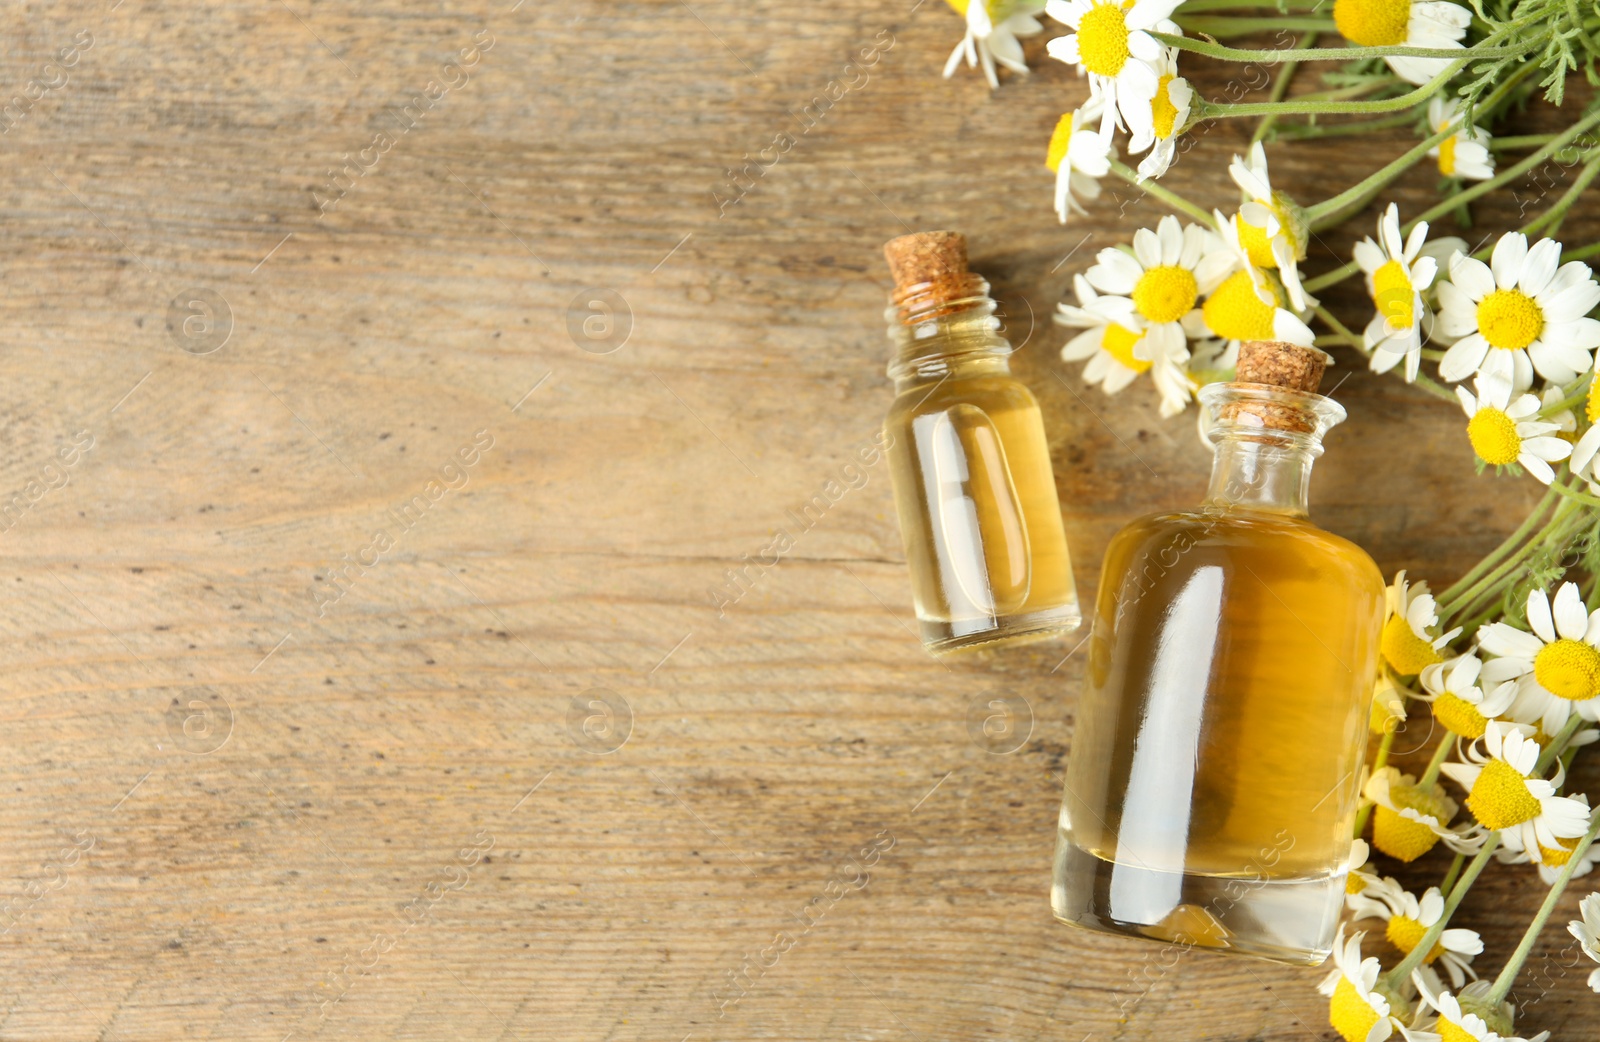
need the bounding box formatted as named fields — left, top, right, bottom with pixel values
left=885, top=274, right=1013, bottom=389
left=1196, top=381, right=1346, bottom=519
left=1203, top=433, right=1317, bottom=517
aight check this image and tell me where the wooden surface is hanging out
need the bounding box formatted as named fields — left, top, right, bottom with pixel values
left=0, top=2, right=1596, bottom=1039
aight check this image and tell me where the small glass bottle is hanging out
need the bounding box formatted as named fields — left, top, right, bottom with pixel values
left=1051, top=340, right=1384, bottom=966
left=880, top=231, right=1080, bottom=655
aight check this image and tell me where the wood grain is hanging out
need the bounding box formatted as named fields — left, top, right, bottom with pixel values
left=0, top=1, right=1594, bottom=1039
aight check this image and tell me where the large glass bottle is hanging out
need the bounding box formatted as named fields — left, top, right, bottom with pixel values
left=1051, top=340, right=1384, bottom=966
left=881, top=231, right=1080, bottom=655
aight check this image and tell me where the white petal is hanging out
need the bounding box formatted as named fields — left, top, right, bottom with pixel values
left=1492, top=233, right=1529, bottom=289
left=1528, top=589, right=1557, bottom=643
left=1450, top=254, right=1495, bottom=299
left=1553, top=582, right=1591, bottom=641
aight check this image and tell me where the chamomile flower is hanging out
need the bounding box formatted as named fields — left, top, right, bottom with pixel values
left=1229, top=143, right=1312, bottom=311
left=1371, top=672, right=1410, bottom=735
left=1357, top=879, right=1482, bottom=989
left=1569, top=892, right=1600, bottom=993
left=1057, top=274, right=1173, bottom=398
left=1428, top=96, right=1495, bottom=182
left=1126, top=51, right=1192, bottom=181
left=1046, top=101, right=1114, bottom=223
left=1045, top=0, right=1182, bottom=134
left=1366, top=766, right=1472, bottom=862
left=1195, top=212, right=1316, bottom=368
left=1413, top=976, right=1541, bottom=1042
left=1566, top=380, right=1600, bottom=493
left=1079, top=219, right=1233, bottom=415
left=1355, top=204, right=1441, bottom=382
left=1455, top=374, right=1572, bottom=484
left=1333, top=0, right=1470, bottom=85
left=1436, top=233, right=1600, bottom=388
left=1499, top=793, right=1599, bottom=882
left=1345, top=839, right=1392, bottom=919
left=1418, top=653, right=1516, bottom=741
left=943, top=0, right=1048, bottom=89
left=1381, top=571, right=1460, bottom=677
left=1440, top=720, right=1591, bottom=855
left=1318, top=927, right=1418, bottom=1042
left=1084, top=216, right=1232, bottom=344
left=1478, top=582, right=1600, bottom=734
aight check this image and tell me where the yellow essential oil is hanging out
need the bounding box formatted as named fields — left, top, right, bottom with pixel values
left=1051, top=341, right=1384, bottom=966
left=882, top=232, right=1080, bottom=655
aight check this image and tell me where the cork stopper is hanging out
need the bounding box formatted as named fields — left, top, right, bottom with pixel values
left=884, top=231, right=968, bottom=292
left=1235, top=339, right=1326, bottom=392
left=883, top=231, right=979, bottom=322
left=1223, top=340, right=1329, bottom=432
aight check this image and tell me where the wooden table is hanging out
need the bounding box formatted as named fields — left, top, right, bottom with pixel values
left=0, top=1, right=1593, bottom=1038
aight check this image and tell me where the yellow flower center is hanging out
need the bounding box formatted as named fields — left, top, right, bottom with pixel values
left=1373, top=779, right=1449, bottom=862
left=1151, top=74, right=1181, bottom=139
left=1477, top=288, right=1545, bottom=351
left=1587, top=370, right=1600, bottom=425
left=1133, top=265, right=1199, bottom=325
left=1433, top=690, right=1489, bottom=740
left=1538, top=834, right=1581, bottom=867
left=1533, top=637, right=1600, bottom=701
left=1077, top=2, right=1131, bottom=77
left=1345, top=872, right=1369, bottom=894
left=1202, top=270, right=1280, bottom=342
left=1438, top=1021, right=1478, bottom=1042
left=1046, top=113, right=1074, bottom=174
left=1102, top=322, right=1151, bottom=373
left=1386, top=915, right=1445, bottom=963
left=1237, top=220, right=1276, bottom=270
left=1333, top=0, right=1412, bottom=46
left=1380, top=613, right=1442, bottom=675
left=1467, top=406, right=1522, bottom=467
left=1466, top=758, right=1542, bottom=830
left=1236, top=193, right=1304, bottom=269
left=1438, top=135, right=1458, bottom=177
left=1329, top=977, right=1382, bottom=1042
left=944, top=0, right=1008, bottom=17
left=1371, top=259, right=1416, bottom=330
left=1370, top=689, right=1404, bottom=734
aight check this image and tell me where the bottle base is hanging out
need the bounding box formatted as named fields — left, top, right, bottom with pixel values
left=920, top=605, right=1081, bottom=657
left=1050, top=832, right=1339, bottom=967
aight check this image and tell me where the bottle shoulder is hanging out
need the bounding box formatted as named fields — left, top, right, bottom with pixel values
left=887, top=370, right=1036, bottom=424
left=1107, top=509, right=1384, bottom=592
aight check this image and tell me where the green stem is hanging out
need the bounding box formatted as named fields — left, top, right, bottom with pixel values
left=1492, top=133, right=1561, bottom=151
left=1384, top=836, right=1500, bottom=985
left=1536, top=715, right=1587, bottom=774
left=1483, top=809, right=1600, bottom=1005
left=1353, top=726, right=1398, bottom=837
left=1418, top=734, right=1455, bottom=789
left=1440, top=851, right=1467, bottom=896
left=1410, top=372, right=1459, bottom=404
left=1253, top=32, right=1315, bottom=145
left=1439, top=483, right=1562, bottom=604
left=1521, top=152, right=1600, bottom=240
left=1105, top=160, right=1220, bottom=226
left=1386, top=715, right=1586, bottom=989
left=1302, top=103, right=1600, bottom=294
left=1306, top=120, right=1461, bottom=228
left=1175, top=0, right=1324, bottom=10
left=1551, top=482, right=1600, bottom=510
left=1313, top=305, right=1363, bottom=348
left=1441, top=500, right=1585, bottom=623
left=1270, top=110, right=1425, bottom=142
left=1563, top=241, right=1600, bottom=263
left=1154, top=31, right=1529, bottom=65
left=1175, top=15, right=1335, bottom=33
